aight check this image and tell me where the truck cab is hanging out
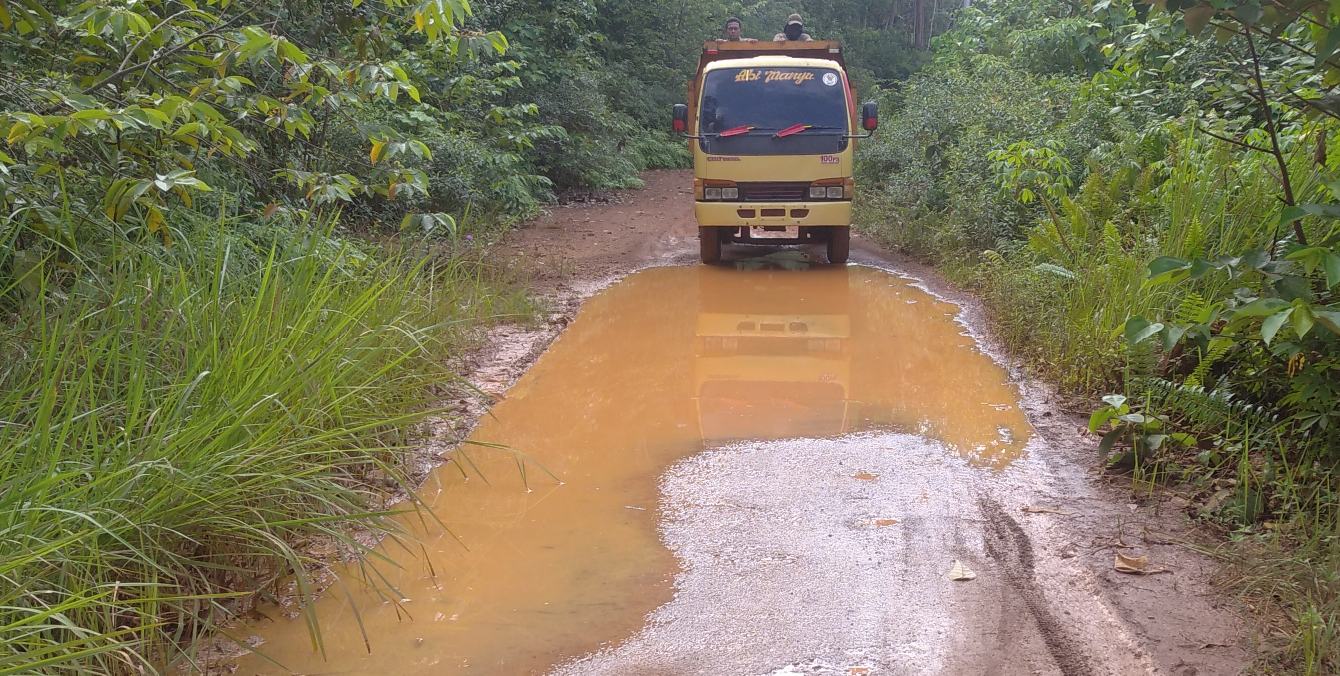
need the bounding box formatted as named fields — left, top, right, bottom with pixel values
left=673, top=41, right=877, bottom=265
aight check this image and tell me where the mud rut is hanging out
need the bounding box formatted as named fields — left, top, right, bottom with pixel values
left=978, top=496, right=1092, bottom=675
left=222, top=170, right=1250, bottom=676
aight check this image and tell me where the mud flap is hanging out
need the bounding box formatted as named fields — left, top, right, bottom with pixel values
left=700, top=226, right=723, bottom=264
left=826, top=226, right=850, bottom=264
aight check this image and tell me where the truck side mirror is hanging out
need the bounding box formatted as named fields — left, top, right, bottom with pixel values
left=861, top=101, right=878, bottom=131
left=672, top=104, right=688, bottom=133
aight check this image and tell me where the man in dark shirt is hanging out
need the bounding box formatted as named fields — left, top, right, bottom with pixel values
left=774, top=13, right=813, bottom=41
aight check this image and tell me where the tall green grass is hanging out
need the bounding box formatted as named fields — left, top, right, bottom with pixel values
left=0, top=226, right=530, bottom=674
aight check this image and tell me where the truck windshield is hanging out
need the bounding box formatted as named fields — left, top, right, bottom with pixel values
left=698, top=67, right=849, bottom=156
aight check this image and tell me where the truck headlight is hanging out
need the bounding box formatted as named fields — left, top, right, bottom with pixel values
left=721, top=187, right=739, bottom=200
left=826, top=186, right=845, bottom=199
left=705, top=187, right=722, bottom=200
left=809, top=186, right=827, bottom=199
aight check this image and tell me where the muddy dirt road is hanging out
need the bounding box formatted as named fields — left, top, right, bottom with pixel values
left=229, top=170, right=1248, bottom=675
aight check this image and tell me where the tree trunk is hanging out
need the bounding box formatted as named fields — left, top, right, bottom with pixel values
left=913, top=0, right=930, bottom=50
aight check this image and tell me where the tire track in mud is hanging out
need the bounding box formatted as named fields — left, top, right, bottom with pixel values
left=977, top=496, right=1095, bottom=676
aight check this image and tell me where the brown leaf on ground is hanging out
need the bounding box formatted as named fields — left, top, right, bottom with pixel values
left=1114, top=552, right=1171, bottom=575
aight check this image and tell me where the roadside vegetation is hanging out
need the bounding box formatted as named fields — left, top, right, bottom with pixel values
left=856, top=1, right=1340, bottom=671
left=0, top=0, right=711, bottom=672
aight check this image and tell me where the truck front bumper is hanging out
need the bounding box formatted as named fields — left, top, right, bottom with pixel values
left=695, top=201, right=852, bottom=228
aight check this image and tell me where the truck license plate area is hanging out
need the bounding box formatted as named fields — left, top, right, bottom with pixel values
left=750, top=226, right=798, bottom=239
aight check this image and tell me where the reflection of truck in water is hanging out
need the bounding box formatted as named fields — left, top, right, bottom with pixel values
left=694, top=267, right=852, bottom=442
left=672, top=41, right=878, bottom=265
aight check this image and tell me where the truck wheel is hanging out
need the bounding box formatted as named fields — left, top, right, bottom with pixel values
left=826, top=227, right=850, bottom=264
left=700, top=226, right=723, bottom=264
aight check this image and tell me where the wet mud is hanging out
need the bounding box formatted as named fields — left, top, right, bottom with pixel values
left=234, top=264, right=1035, bottom=674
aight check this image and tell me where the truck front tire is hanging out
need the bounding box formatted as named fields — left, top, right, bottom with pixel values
left=700, top=226, right=723, bottom=264
left=826, top=227, right=850, bottom=264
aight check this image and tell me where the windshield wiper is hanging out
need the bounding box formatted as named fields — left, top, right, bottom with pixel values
left=718, top=125, right=754, bottom=137
left=706, top=124, right=844, bottom=139
left=773, top=124, right=845, bottom=138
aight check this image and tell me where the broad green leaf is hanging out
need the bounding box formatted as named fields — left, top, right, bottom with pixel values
left=1275, top=275, right=1314, bottom=303
left=1234, top=297, right=1290, bottom=318
left=1163, top=324, right=1188, bottom=351
left=1169, top=433, right=1197, bottom=447
left=1183, top=5, right=1215, bottom=35
left=1089, top=407, right=1117, bottom=433
left=1098, top=428, right=1123, bottom=458
left=1125, top=316, right=1164, bottom=346
left=69, top=109, right=112, bottom=121
left=1285, top=246, right=1326, bottom=272
left=1148, top=256, right=1190, bottom=277
left=1315, top=310, right=1340, bottom=335
left=1261, top=308, right=1292, bottom=345
left=1279, top=206, right=1305, bottom=224
left=1232, top=3, right=1263, bottom=25
left=1281, top=203, right=1340, bottom=225
left=1325, top=253, right=1340, bottom=289
left=1241, top=248, right=1270, bottom=269
left=1291, top=304, right=1315, bottom=338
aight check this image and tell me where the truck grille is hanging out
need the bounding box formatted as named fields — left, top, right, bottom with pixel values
left=737, top=182, right=808, bottom=202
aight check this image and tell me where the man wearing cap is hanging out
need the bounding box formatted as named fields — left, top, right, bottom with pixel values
left=774, top=14, right=813, bottom=41
left=720, top=17, right=758, bottom=42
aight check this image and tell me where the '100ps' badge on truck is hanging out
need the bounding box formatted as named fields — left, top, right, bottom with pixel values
left=820, top=155, right=839, bottom=165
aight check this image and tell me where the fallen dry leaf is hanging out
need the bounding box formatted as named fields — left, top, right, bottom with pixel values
left=1114, top=552, right=1170, bottom=575
left=873, top=518, right=899, bottom=527
left=1114, top=552, right=1149, bottom=573
left=947, top=559, right=977, bottom=581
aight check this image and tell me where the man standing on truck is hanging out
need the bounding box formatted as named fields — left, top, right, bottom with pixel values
left=773, top=14, right=813, bottom=41
left=720, top=17, right=757, bottom=42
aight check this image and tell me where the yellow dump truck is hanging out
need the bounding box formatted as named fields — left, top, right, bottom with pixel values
left=673, top=41, right=877, bottom=265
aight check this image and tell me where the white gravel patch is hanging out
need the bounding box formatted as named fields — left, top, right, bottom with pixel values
left=552, top=432, right=1052, bottom=676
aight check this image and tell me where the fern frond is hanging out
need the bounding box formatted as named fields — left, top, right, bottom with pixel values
left=1185, top=336, right=1233, bottom=389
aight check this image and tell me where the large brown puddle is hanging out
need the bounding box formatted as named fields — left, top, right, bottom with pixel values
left=233, top=264, right=1031, bottom=675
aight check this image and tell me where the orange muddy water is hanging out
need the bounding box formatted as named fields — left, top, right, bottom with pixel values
left=234, top=264, right=1031, bottom=675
